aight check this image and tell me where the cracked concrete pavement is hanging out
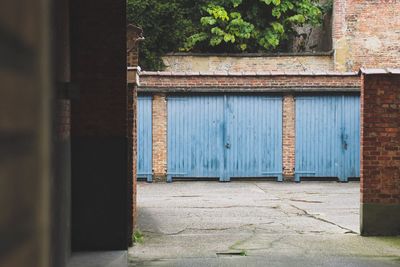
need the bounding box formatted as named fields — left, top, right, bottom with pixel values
left=128, top=181, right=400, bottom=267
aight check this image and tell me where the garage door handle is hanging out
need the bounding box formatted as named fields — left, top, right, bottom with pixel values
left=343, top=142, right=348, bottom=150
left=225, top=143, right=231, bottom=149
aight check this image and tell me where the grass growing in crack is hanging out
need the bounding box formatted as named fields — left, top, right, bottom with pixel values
left=238, top=250, right=247, bottom=256
left=133, top=229, right=144, bottom=244
left=228, top=240, right=249, bottom=256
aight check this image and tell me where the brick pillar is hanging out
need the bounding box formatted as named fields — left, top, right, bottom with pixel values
left=360, top=71, right=400, bottom=236
left=53, top=0, right=71, bottom=263
left=127, top=24, right=142, bottom=234
left=127, top=84, right=137, bottom=233
left=53, top=97, right=71, bottom=266
left=282, top=94, right=296, bottom=180
left=152, top=93, right=168, bottom=182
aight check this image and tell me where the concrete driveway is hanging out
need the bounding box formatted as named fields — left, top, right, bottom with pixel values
left=129, top=182, right=400, bottom=267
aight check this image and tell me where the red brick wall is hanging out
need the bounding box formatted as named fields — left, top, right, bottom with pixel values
left=361, top=73, right=400, bottom=205
left=127, top=26, right=141, bottom=231
left=152, top=94, right=168, bottom=181
left=283, top=94, right=295, bottom=178
left=140, top=72, right=360, bottom=90
left=333, top=1, right=400, bottom=71
left=127, top=86, right=137, bottom=229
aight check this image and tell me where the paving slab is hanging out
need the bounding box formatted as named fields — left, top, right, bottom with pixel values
left=68, top=251, right=127, bottom=267
left=129, top=181, right=400, bottom=267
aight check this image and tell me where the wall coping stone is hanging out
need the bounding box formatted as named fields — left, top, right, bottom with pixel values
left=359, top=68, right=400, bottom=75
left=137, top=87, right=360, bottom=93
left=139, top=71, right=358, bottom=77
left=164, top=51, right=334, bottom=57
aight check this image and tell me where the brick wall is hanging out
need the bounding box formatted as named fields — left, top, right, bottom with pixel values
left=282, top=94, right=295, bottom=178
left=127, top=24, right=142, bottom=231
left=360, top=70, right=400, bottom=235
left=152, top=94, right=168, bottom=182
left=127, top=25, right=143, bottom=68
left=361, top=72, right=400, bottom=205
left=71, top=1, right=127, bottom=137
left=70, top=0, right=130, bottom=250
left=127, top=86, right=137, bottom=230
left=333, top=1, right=400, bottom=71
left=54, top=97, right=71, bottom=266
left=140, top=72, right=360, bottom=91
left=56, top=99, right=71, bottom=141
left=163, top=53, right=334, bottom=73
left=53, top=0, right=72, bottom=265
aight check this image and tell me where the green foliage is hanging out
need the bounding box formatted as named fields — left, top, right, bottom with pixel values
left=132, top=230, right=144, bottom=244
left=127, top=0, right=327, bottom=70
left=184, top=0, right=324, bottom=53
left=127, top=0, right=203, bottom=70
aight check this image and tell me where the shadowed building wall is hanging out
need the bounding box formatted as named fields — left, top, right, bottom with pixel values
left=0, top=0, right=53, bottom=266
left=70, top=0, right=130, bottom=250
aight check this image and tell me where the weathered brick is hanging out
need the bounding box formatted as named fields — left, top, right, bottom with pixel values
left=282, top=94, right=295, bottom=179
left=333, top=1, right=400, bottom=71
left=162, top=54, right=334, bottom=73
left=361, top=73, right=400, bottom=205
left=152, top=94, right=168, bottom=182
left=140, top=73, right=360, bottom=89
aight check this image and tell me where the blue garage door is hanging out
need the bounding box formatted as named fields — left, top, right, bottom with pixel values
left=137, top=95, right=153, bottom=182
left=295, top=95, right=360, bottom=182
left=167, top=95, right=283, bottom=182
